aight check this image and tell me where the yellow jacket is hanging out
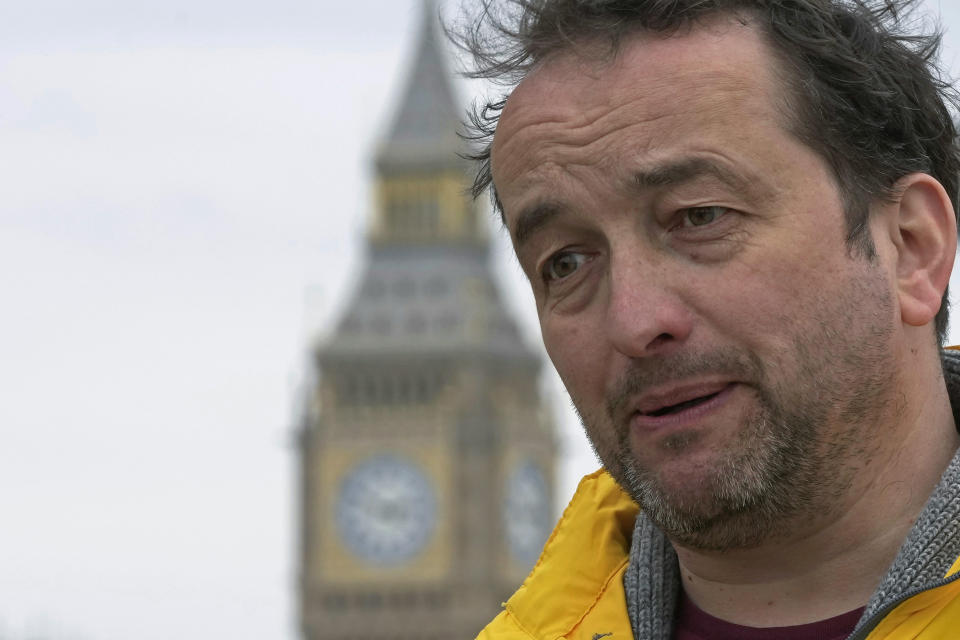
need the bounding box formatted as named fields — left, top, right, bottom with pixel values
left=477, top=470, right=960, bottom=640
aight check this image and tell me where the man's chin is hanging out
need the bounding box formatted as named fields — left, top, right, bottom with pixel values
left=629, top=466, right=729, bottom=521
left=624, top=443, right=737, bottom=506
left=616, top=454, right=778, bottom=551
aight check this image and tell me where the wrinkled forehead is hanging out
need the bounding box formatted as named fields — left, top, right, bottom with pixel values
left=490, top=17, right=787, bottom=219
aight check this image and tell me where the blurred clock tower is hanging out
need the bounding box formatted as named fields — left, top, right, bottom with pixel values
left=296, top=2, right=557, bottom=639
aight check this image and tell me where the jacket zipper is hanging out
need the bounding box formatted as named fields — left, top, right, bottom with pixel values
left=845, top=570, right=960, bottom=640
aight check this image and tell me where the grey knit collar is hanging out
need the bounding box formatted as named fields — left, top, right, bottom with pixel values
left=623, top=511, right=679, bottom=640
left=624, top=350, right=960, bottom=640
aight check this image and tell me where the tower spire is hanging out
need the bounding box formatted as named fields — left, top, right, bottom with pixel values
left=368, top=0, right=480, bottom=246
left=375, top=0, right=462, bottom=172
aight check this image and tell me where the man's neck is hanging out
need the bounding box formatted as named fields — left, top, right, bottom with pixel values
left=674, top=349, right=960, bottom=627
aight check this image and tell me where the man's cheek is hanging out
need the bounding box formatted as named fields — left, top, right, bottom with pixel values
left=543, top=324, right=602, bottom=393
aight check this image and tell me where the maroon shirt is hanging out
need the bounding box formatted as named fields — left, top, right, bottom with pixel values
left=673, top=591, right=864, bottom=640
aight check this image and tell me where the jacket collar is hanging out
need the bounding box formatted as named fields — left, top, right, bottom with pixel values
left=504, top=469, right=638, bottom=638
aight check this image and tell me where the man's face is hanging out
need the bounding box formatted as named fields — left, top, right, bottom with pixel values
left=491, top=19, right=900, bottom=550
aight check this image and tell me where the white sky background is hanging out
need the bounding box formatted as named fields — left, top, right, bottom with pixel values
left=2, top=1, right=960, bottom=638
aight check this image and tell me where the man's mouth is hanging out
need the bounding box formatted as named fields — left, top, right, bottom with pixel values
left=644, top=391, right=723, bottom=417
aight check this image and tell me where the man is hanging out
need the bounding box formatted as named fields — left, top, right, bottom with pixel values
left=451, top=1, right=960, bottom=638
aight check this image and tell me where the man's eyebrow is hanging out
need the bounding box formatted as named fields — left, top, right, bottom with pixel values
left=632, top=157, right=752, bottom=192
left=509, top=158, right=760, bottom=248
left=512, top=201, right=565, bottom=248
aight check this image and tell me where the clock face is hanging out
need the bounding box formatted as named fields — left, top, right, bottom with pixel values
left=335, top=454, right=437, bottom=566
left=503, top=460, right=552, bottom=566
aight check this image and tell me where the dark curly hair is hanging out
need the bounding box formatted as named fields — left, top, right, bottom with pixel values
left=447, top=0, right=960, bottom=344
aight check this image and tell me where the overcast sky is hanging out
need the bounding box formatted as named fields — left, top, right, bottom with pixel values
left=2, top=1, right=960, bottom=639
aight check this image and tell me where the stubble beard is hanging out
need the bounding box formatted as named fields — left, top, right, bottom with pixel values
left=615, top=371, right=826, bottom=551
left=575, top=270, right=896, bottom=552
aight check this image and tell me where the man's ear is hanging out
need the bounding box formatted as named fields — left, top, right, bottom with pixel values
left=886, top=173, right=957, bottom=328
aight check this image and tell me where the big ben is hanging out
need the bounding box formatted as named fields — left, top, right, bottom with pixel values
left=297, top=2, right=558, bottom=639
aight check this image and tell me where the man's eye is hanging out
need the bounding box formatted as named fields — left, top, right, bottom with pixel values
left=682, top=206, right=728, bottom=227
left=543, top=251, right=587, bottom=282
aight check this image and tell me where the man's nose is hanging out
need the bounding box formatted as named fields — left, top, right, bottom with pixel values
left=604, top=259, right=694, bottom=359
